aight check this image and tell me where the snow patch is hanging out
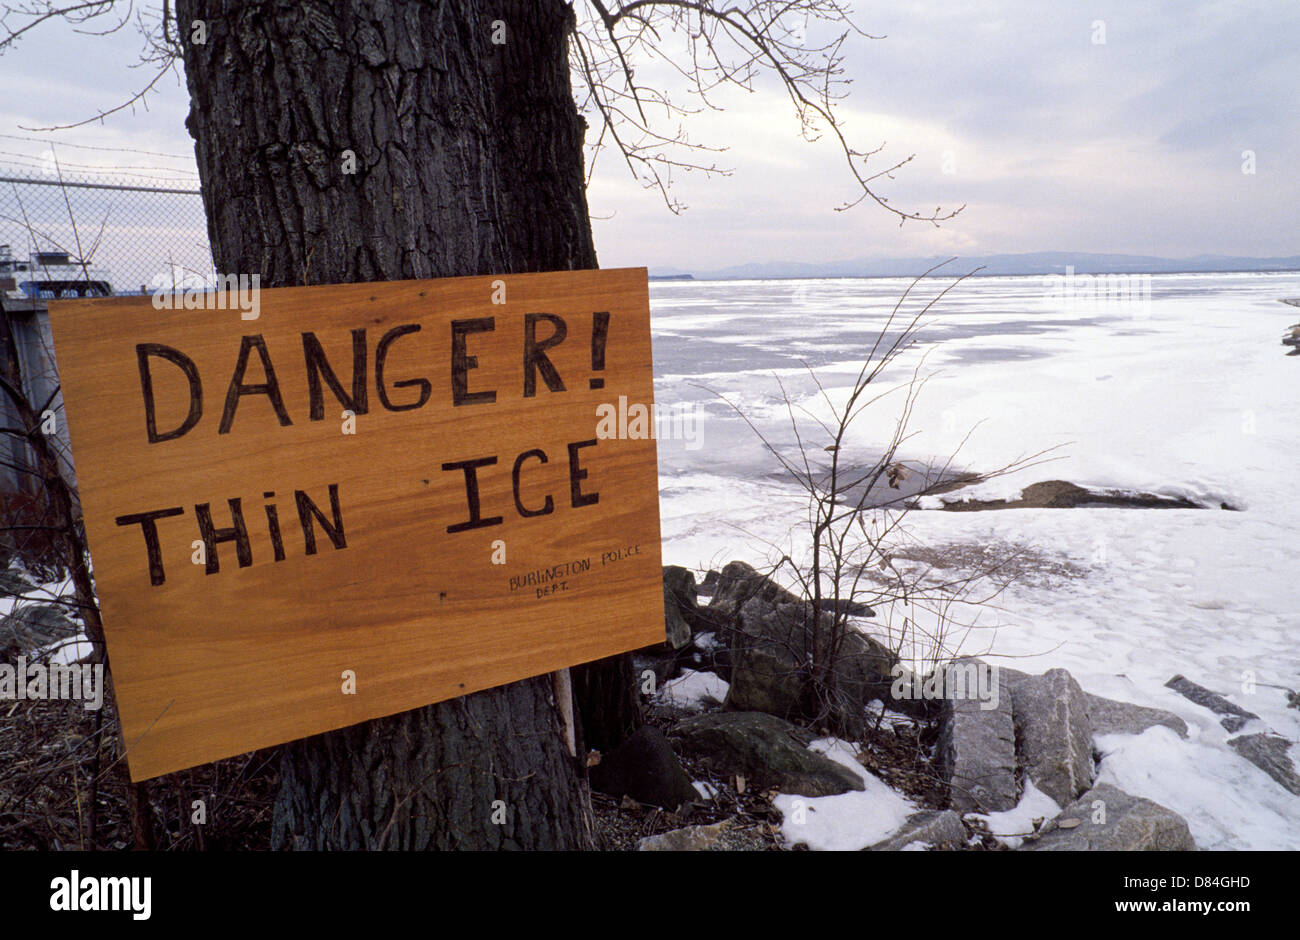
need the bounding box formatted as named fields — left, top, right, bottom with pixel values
left=1094, top=726, right=1300, bottom=850
left=968, top=779, right=1062, bottom=849
left=658, top=669, right=729, bottom=710
left=773, top=737, right=917, bottom=850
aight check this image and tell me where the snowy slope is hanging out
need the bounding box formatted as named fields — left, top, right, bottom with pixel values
left=651, top=271, right=1300, bottom=850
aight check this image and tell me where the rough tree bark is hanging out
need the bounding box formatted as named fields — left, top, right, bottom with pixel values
left=571, top=648, right=643, bottom=754
left=176, top=0, right=640, bottom=849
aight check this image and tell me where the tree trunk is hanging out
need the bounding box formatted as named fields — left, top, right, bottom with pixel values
left=571, top=653, right=643, bottom=754
left=177, top=0, right=616, bottom=849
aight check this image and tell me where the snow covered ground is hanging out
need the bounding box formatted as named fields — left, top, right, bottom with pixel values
left=650, top=270, right=1300, bottom=850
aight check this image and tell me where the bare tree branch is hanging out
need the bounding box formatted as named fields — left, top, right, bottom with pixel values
left=571, top=0, right=962, bottom=221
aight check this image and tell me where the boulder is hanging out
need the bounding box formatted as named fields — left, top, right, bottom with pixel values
left=707, top=561, right=797, bottom=627
left=722, top=603, right=811, bottom=722
left=588, top=725, right=699, bottom=810
left=632, top=647, right=682, bottom=693
left=708, top=560, right=874, bottom=622
left=1227, top=733, right=1300, bottom=796
left=935, top=658, right=1018, bottom=814
left=662, top=585, right=693, bottom=650
left=866, top=809, right=967, bottom=851
left=671, top=711, right=866, bottom=797
left=0, top=567, right=37, bottom=598
left=1085, top=692, right=1188, bottom=739
left=662, top=565, right=699, bottom=609
left=1023, top=783, right=1195, bottom=851
left=830, top=598, right=877, bottom=618
left=661, top=565, right=708, bottom=649
left=1, top=602, right=79, bottom=652
left=636, top=819, right=735, bottom=851
left=663, top=565, right=713, bottom=633
left=664, top=565, right=727, bottom=641
left=826, top=628, right=903, bottom=729
left=1164, top=674, right=1259, bottom=733
left=942, top=480, right=1202, bottom=511
left=681, top=630, right=731, bottom=681
left=721, top=592, right=896, bottom=736
left=880, top=667, right=946, bottom=721
left=1005, top=668, right=1094, bottom=807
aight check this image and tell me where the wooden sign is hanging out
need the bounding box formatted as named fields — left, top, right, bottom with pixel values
left=48, top=268, right=664, bottom=781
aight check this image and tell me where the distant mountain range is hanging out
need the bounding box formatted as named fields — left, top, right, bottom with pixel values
left=649, top=252, right=1300, bottom=280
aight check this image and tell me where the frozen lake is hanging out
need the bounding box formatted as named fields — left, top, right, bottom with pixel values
left=649, top=270, right=1300, bottom=849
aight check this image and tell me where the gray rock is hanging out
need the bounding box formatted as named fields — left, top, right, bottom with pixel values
left=830, top=598, right=877, bottom=618
left=680, top=631, right=731, bottom=682
left=866, top=810, right=967, bottom=851
left=1227, top=734, right=1300, bottom=796
left=724, top=612, right=809, bottom=722
left=632, top=648, right=682, bottom=693
left=0, top=568, right=37, bottom=597
left=721, top=591, right=896, bottom=736
left=936, top=658, right=1018, bottom=814
left=661, top=566, right=698, bottom=649
left=671, top=710, right=865, bottom=797
left=588, top=725, right=700, bottom=810
left=1005, top=668, right=1094, bottom=807
left=825, top=628, right=900, bottom=730
left=663, top=585, right=693, bottom=650
left=1, top=602, right=79, bottom=652
left=1023, top=783, right=1195, bottom=851
left=663, top=564, right=721, bottom=634
left=707, top=561, right=799, bottom=624
left=636, top=819, right=735, bottom=851
left=708, top=559, right=874, bottom=620
left=663, top=565, right=698, bottom=605
left=1165, top=674, right=1259, bottom=732
left=1085, top=692, right=1189, bottom=739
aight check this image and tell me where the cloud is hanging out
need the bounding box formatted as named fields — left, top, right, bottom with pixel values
left=1, top=1, right=1294, bottom=272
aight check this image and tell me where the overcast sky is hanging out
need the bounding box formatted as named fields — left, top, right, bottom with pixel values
left=1, top=0, right=1295, bottom=271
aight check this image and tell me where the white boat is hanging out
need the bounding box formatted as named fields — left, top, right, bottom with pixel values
left=0, top=244, right=112, bottom=301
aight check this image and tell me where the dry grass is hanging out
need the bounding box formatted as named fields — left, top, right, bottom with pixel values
left=0, top=668, right=279, bottom=851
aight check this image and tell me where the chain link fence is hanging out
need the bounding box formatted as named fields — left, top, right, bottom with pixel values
left=0, top=166, right=214, bottom=306
left=0, top=167, right=214, bottom=566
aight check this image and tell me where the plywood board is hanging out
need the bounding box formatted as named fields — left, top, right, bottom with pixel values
left=47, top=268, right=663, bottom=780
